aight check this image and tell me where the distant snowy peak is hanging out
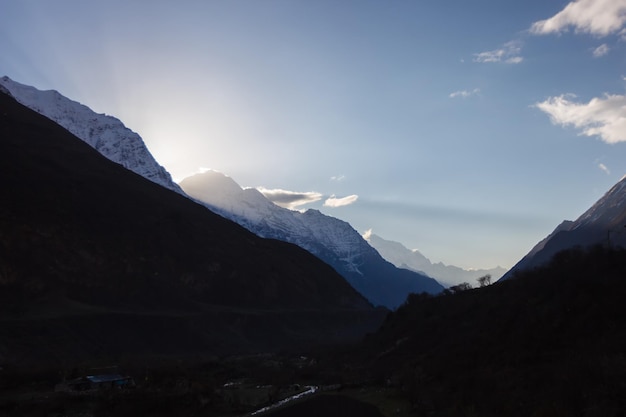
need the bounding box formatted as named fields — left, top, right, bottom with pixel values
left=501, top=175, right=626, bottom=280
left=180, top=171, right=444, bottom=308
left=365, top=232, right=506, bottom=287
left=0, top=76, right=182, bottom=194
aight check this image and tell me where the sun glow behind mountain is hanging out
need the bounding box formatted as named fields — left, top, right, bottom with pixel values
left=2, top=0, right=626, bottom=269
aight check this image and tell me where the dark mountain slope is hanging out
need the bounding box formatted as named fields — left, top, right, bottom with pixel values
left=501, top=175, right=626, bottom=280
left=0, top=91, right=383, bottom=367
left=335, top=245, right=626, bottom=416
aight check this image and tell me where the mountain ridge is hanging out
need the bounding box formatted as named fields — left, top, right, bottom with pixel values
left=0, top=89, right=383, bottom=366
left=3, top=76, right=443, bottom=309
left=180, top=170, right=444, bottom=308
left=364, top=232, right=506, bottom=287
left=501, top=175, right=626, bottom=280
left=0, top=75, right=182, bottom=194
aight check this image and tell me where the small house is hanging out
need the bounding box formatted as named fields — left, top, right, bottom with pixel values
left=56, top=373, right=135, bottom=392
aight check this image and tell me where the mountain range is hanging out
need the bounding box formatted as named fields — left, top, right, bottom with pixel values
left=0, top=87, right=385, bottom=367
left=179, top=171, right=444, bottom=308
left=1, top=76, right=443, bottom=309
left=501, top=175, right=626, bottom=280
left=363, top=231, right=506, bottom=287
left=3, top=75, right=626, bottom=415
left=5, top=74, right=623, bottom=305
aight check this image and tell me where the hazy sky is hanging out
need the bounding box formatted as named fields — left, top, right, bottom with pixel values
left=2, top=0, right=625, bottom=269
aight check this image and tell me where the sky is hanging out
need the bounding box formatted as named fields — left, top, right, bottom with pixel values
left=1, top=0, right=625, bottom=270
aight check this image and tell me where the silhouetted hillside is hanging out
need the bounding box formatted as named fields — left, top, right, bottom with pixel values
left=0, top=90, right=384, bottom=368
left=501, top=175, right=626, bottom=281
left=340, top=245, right=626, bottom=416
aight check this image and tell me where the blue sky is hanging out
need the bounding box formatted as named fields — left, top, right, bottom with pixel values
left=2, top=0, right=625, bottom=269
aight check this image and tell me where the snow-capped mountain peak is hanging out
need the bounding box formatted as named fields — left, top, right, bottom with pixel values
left=0, top=76, right=182, bottom=194
left=1, top=77, right=443, bottom=308
left=180, top=170, right=444, bottom=308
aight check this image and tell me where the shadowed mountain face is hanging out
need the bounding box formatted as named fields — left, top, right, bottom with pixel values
left=338, top=245, right=626, bottom=416
left=0, top=91, right=383, bottom=367
left=501, top=176, right=626, bottom=280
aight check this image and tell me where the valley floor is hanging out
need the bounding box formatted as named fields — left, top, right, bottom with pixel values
left=0, top=355, right=402, bottom=417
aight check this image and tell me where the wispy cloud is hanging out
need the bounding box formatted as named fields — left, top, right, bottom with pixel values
left=592, top=43, right=610, bottom=57
left=530, top=0, right=626, bottom=37
left=473, top=41, right=523, bottom=64
left=324, top=194, right=359, bottom=208
left=598, top=162, right=611, bottom=175
left=449, top=88, right=480, bottom=99
left=534, top=93, right=626, bottom=144
left=257, top=187, right=323, bottom=210
left=330, top=175, right=346, bottom=181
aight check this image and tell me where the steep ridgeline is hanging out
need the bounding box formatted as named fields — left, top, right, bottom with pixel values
left=364, top=232, right=506, bottom=287
left=180, top=171, right=444, bottom=308
left=0, top=76, right=182, bottom=194
left=0, top=90, right=381, bottom=366
left=501, top=175, right=626, bottom=280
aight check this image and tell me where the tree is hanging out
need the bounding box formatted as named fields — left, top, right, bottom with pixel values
left=449, top=282, right=472, bottom=293
left=477, top=274, right=491, bottom=287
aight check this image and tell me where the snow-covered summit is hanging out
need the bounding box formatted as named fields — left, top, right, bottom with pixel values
left=180, top=170, right=443, bottom=308
left=0, top=76, right=442, bottom=307
left=0, top=76, right=182, bottom=194
left=180, top=171, right=372, bottom=273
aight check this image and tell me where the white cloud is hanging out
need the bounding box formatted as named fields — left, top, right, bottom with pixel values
left=449, top=88, right=480, bottom=99
left=323, top=194, right=359, bottom=208
left=506, top=56, right=524, bottom=64
left=257, top=187, right=323, bottom=210
left=473, top=41, right=523, bottom=64
left=598, top=162, right=611, bottom=174
left=330, top=175, right=346, bottom=181
left=534, top=93, right=626, bottom=144
left=362, top=228, right=373, bottom=240
left=530, top=0, right=626, bottom=37
left=592, top=43, right=610, bottom=57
